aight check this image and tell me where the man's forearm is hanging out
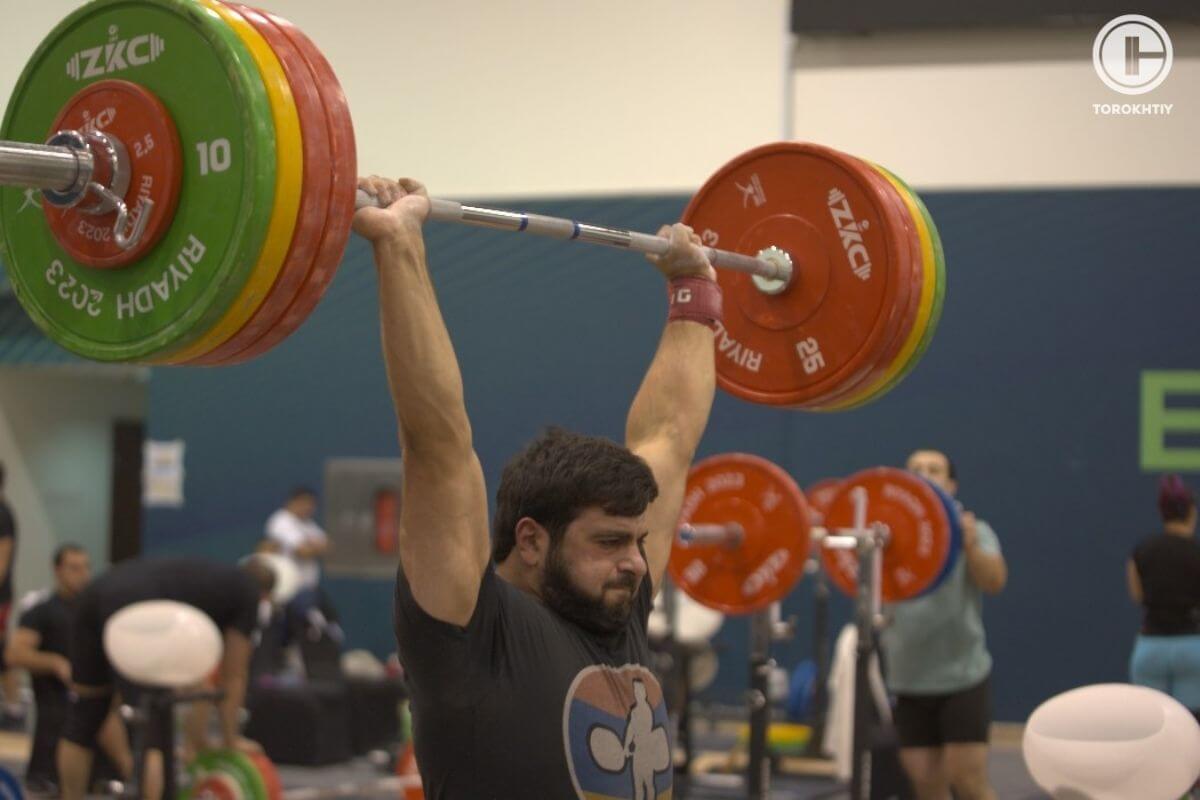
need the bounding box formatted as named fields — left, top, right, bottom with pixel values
left=626, top=321, right=715, bottom=453
left=295, top=542, right=326, bottom=558
left=184, top=700, right=213, bottom=751
left=6, top=647, right=63, bottom=675
left=218, top=671, right=248, bottom=746
left=966, top=548, right=1007, bottom=593
left=375, top=238, right=472, bottom=455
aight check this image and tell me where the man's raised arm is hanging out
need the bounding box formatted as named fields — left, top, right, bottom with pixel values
left=355, top=177, right=490, bottom=626
left=625, top=224, right=718, bottom=592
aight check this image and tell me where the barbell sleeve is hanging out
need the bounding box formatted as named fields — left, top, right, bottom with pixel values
left=0, top=138, right=93, bottom=194
left=677, top=522, right=745, bottom=547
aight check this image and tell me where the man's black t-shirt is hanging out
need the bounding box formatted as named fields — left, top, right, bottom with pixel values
left=1132, top=532, right=1200, bottom=635
left=18, top=591, right=77, bottom=706
left=0, top=501, right=17, bottom=605
left=86, top=558, right=260, bottom=636
left=394, top=565, right=673, bottom=800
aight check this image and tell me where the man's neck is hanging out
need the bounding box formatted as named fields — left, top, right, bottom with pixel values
left=1165, top=521, right=1194, bottom=537
left=495, top=559, right=541, bottom=600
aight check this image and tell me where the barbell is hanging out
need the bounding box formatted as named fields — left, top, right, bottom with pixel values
left=0, top=0, right=946, bottom=409
left=669, top=453, right=964, bottom=614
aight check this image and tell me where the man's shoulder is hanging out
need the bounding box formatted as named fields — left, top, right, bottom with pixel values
left=266, top=508, right=301, bottom=535
left=19, top=588, right=51, bottom=612
left=974, top=517, right=1000, bottom=548
left=17, top=589, right=56, bottom=627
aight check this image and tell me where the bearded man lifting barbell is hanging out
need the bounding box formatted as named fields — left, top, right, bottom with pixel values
left=880, top=450, right=1008, bottom=800
left=354, top=176, right=718, bottom=799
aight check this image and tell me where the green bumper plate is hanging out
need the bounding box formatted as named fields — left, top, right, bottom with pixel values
left=0, top=0, right=275, bottom=362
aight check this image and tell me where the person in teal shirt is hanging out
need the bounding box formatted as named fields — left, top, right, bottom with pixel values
left=880, top=450, right=1008, bottom=800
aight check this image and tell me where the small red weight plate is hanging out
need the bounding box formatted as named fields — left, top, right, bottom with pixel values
left=681, top=142, right=909, bottom=406
left=43, top=79, right=182, bottom=270
left=820, top=467, right=952, bottom=602
left=805, top=478, right=842, bottom=526
left=223, top=9, right=356, bottom=363
left=670, top=453, right=811, bottom=614
left=186, top=2, right=334, bottom=365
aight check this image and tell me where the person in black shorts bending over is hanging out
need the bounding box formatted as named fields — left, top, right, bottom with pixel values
left=57, top=558, right=275, bottom=800
left=356, top=176, right=718, bottom=799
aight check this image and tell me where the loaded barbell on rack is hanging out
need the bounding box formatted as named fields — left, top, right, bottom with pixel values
left=669, top=454, right=965, bottom=614
left=0, top=0, right=945, bottom=409
left=667, top=455, right=966, bottom=799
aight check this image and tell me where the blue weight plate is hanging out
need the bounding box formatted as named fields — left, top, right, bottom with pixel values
left=0, top=765, right=23, bottom=800
left=920, top=478, right=962, bottom=597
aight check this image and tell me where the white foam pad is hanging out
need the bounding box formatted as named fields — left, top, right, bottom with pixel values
left=1022, top=682, right=1200, bottom=800
left=103, top=600, right=223, bottom=688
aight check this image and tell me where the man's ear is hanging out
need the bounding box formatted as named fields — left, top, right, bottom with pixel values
left=514, top=517, right=550, bottom=567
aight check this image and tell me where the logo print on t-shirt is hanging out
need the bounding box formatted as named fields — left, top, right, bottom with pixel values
left=563, top=664, right=672, bottom=800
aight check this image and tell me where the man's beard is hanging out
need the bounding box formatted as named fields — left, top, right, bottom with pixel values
left=542, top=541, right=639, bottom=636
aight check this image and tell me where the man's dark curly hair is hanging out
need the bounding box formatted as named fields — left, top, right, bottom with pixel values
left=492, top=428, right=659, bottom=562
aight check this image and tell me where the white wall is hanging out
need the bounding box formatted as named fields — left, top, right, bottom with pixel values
left=0, top=0, right=789, bottom=198
left=3, top=3, right=1196, bottom=196
left=788, top=26, right=1200, bottom=189
left=0, top=367, right=146, bottom=602
left=3, top=2, right=1196, bottom=197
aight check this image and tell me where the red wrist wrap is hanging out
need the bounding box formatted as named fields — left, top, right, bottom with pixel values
left=667, top=277, right=722, bottom=329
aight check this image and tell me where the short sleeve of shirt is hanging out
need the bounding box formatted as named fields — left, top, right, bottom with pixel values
left=228, top=576, right=261, bottom=636
left=266, top=510, right=304, bottom=551
left=975, top=519, right=1000, bottom=555
left=0, top=506, right=14, bottom=541
left=18, top=600, right=47, bottom=636
left=393, top=565, right=503, bottom=705
left=1132, top=537, right=1149, bottom=566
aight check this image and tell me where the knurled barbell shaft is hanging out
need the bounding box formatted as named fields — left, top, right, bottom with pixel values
left=0, top=138, right=93, bottom=194
left=355, top=190, right=794, bottom=283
